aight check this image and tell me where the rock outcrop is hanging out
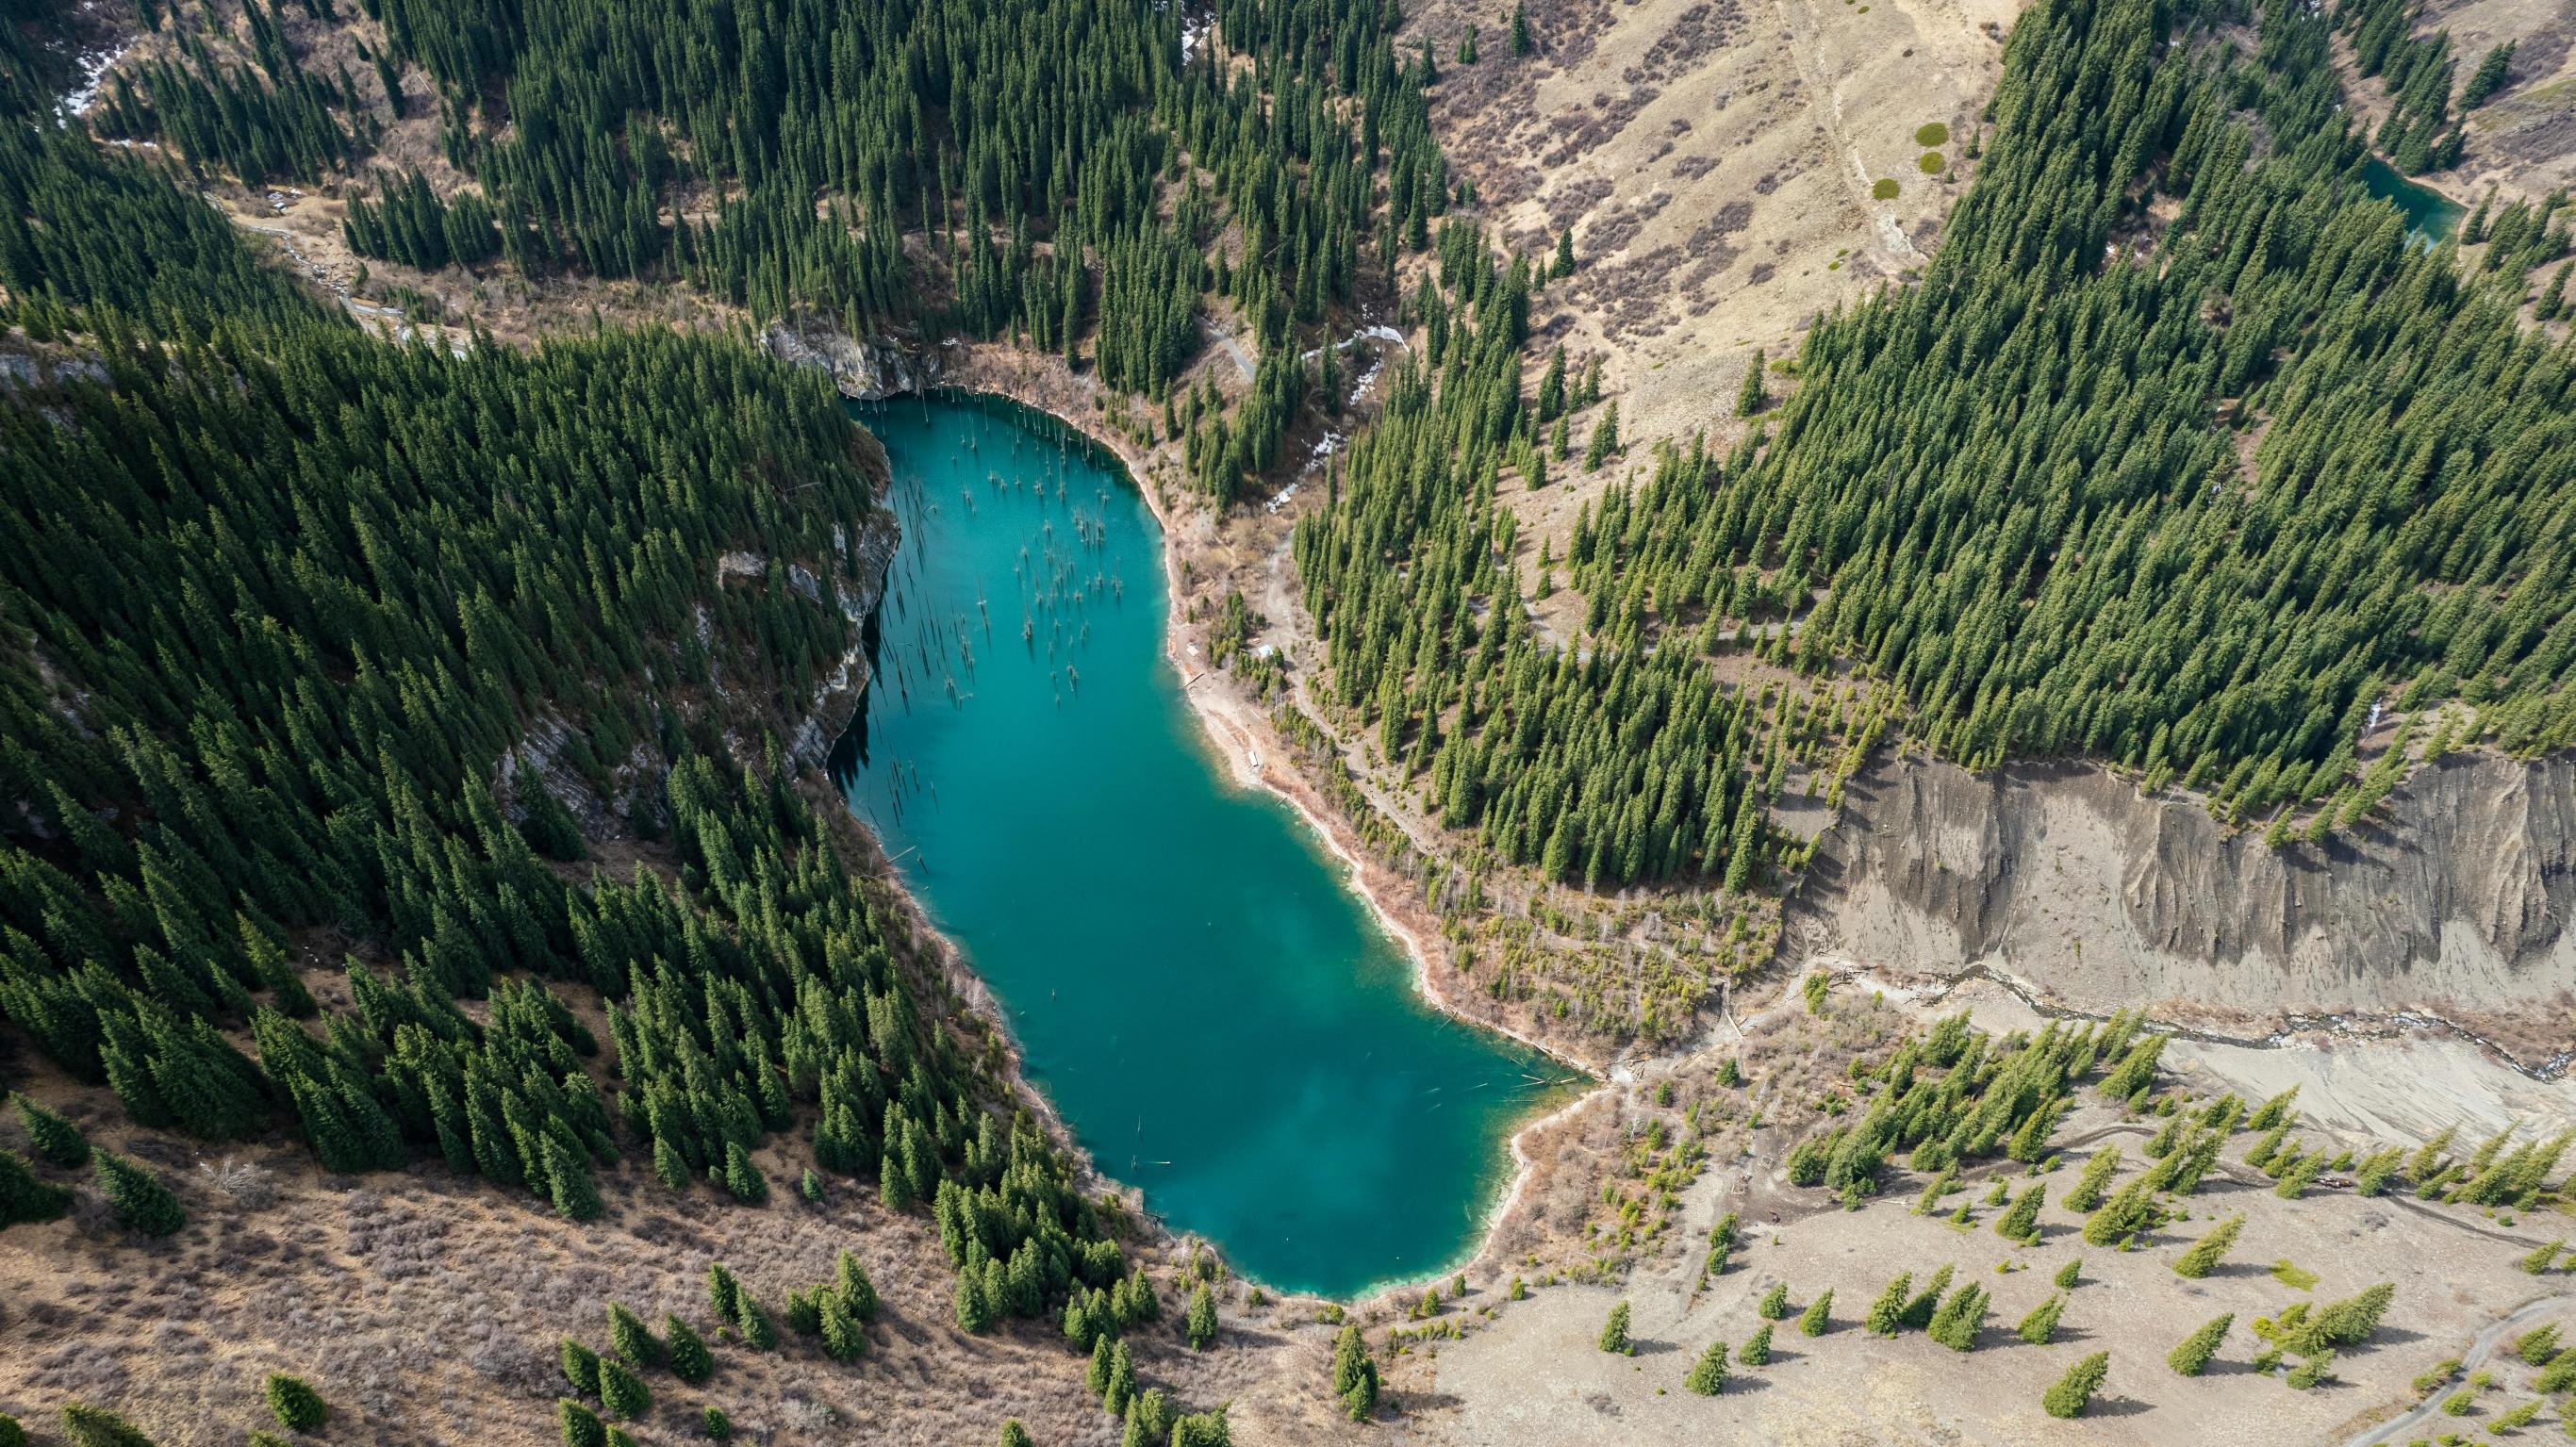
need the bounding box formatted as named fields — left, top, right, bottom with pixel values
left=1791, top=752, right=2576, bottom=1027
left=762, top=321, right=945, bottom=400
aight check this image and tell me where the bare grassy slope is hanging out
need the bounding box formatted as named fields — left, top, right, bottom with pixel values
left=1402, top=0, right=2019, bottom=448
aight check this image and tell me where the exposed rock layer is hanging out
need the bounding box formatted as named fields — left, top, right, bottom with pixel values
left=1792, top=752, right=2576, bottom=1027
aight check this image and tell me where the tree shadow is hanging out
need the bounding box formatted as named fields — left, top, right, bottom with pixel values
left=2084, top=1394, right=2155, bottom=1419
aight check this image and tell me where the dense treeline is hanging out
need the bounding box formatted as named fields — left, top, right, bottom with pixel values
left=1561, top=0, right=2575, bottom=827
left=340, top=167, right=503, bottom=271
left=2335, top=0, right=2460, bottom=173
left=90, top=8, right=361, bottom=183
left=0, top=120, right=1118, bottom=1330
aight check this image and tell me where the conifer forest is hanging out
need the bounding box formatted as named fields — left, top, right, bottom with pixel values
left=0, top=0, right=2571, bottom=1439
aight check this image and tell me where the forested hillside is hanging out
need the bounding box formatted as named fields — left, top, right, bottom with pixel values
left=0, top=102, right=1142, bottom=1375
left=1296, top=0, right=2575, bottom=919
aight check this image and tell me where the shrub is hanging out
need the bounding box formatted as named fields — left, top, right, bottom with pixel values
left=265, top=1373, right=327, bottom=1431
left=702, top=1406, right=733, bottom=1440
left=1917, top=151, right=1945, bottom=174
left=2017, top=1293, right=2066, bottom=1346
left=1872, top=177, right=1900, bottom=201
left=1742, top=1324, right=1774, bottom=1365
left=1914, top=122, right=1950, bottom=146
left=2054, top=1258, right=2081, bottom=1290
left=999, top=1420, right=1034, bottom=1447
left=0, top=1413, right=22, bottom=1447
left=1757, top=1283, right=1790, bottom=1320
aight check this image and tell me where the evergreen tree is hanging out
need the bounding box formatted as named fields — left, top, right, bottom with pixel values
left=1757, top=1282, right=1791, bottom=1319
left=2054, top=1258, right=2081, bottom=1290
left=1599, top=1300, right=1633, bottom=1355
left=999, top=1421, right=1034, bottom=1447
left=1736, top=352, right=1765, bottom=417
left=2063, top=1147, right=2122, bottom=1213
left=1994, top=1183, right=2044, bottom=1243
left=2017, top=1293, right=2066, bottom=1345
left=560, top=1339, right=601, bottom=1396
left=1331, top=1324, right=1379, bottom=1420
left=0, top=1148, right=69, bottom=1226
left=264, top=1374, right=327, bottom=1431
left=2042, top=1353, right=2109, bottom=1418
left=2168, top=1313, right=2231, bottom=1375
left=1186, top=1281, right=1218, bottom=1350
left=1742, top=1324, right=1775, bottom=1364
left=58, top=1406, right=157, bottom=1447
left=95, top=1152, right=184, bottom=1237
left=559, top=1400, right=607, bottom=1447
left=1865, top=1273, right=1911, bottom=1336
left=606, top=1305, right=661, bottom=1369
left=597, top=1357, right=650, bottom=1420
left=2173, top=1215, right=2244, bottom=1278
left=664, top=1315, right=714, bottom=1384
left=1797, top=1289, right=1833, bottom=1337
left=1683, top=1339, right=1728, bottom=1395
left=10, top=1093, right=91, bottom=1167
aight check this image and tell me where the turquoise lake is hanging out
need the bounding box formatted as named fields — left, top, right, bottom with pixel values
left=831, top=394, right=1570, bottom=1298
left=2360, top=156, right=2464, bottom=245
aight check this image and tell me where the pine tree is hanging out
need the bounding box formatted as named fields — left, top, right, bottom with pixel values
left=1331, top=1324, right=1379, bottom=1420
left=998, top=1420, right=1034, bottom=1447
left=835, top=1250, right=881, bottom=1322
left=606, top=1305, right=661, bottom=1369
left=2246, top=1087, right=2299, bottom=1132
left=1510, top=1, right=1535, bottom=56
left=2063, top=1147, right=2122, bottom=1213
left=11, top=1093, right=91, bottom=1167
left=559, top=1400, right=607, bottom=1447
left=706, top=1262, right=742, bottom=1323
left=722, top=1142, right=767, bottom=1204
left=1757, top=1282, right=1791, bottom=1319
left=2284, top=1283, right=2395, bottom=1355
left=702, top=1406, right=733, bottom=1440
left=1994, top=1183, right=2044, bottom=1243
left=2520, top=1240, right=2564, bottom=1274
left=2054, top=1258, right=2081, bottom=1290
left=2017, top=1293, right=2066, bottom=1345
left=2042, top=1352, right=2109, bottom=1418
left=735, top=1291, right=779, bottom=1350
left=559, top=1339, right=601, bottom=1396
left=1798, top=1289, right=1833, bottom=1337
left=1927, top=1283, right=1989, bottom=1350
left=265, top=1373, right=327, bottom=1430
left=1864, top=1272, right=1911, bottom=1336
left=0, top=1413, right=24, bottom=1447
left=1683, top=1339, right=1728, bottom=1394
left=1898, top=1265, right=1954, bottom=1330
left=1599, top=1300, right=1633, bottom=1355
left=2286, top=1351, right=2335, bottom=1389
left=819, top=1287, right=867, bottom=1360
left=2168, top=1314, right=2230, bottom=1375
left=96, top=1152, right=185, bottom=1237
left=0, top=1148, right=70, bottom=1226
left=665, top=1315, right=714, bottom=1383
left=1742, top=1324, right=1774, bottom=1364
left=60, top=1405, right=158, bottom=1447
left=2080, top=1177, right=2155, bottom=1246
left=1186, top=1281, right=1217, bottom=1349
left=597, top=1357, right=650, bottom=1419
left=1736, top=352, right=1765, bottom=417
left=2172, top=1215, right=2243, bottom=1278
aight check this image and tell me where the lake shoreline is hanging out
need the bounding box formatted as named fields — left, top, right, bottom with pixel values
left=851, top=341, right=1612, bottom=1306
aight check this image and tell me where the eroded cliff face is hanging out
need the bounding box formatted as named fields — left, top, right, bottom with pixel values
left=1791, top=752, right=2576, bottom=1030
left=762, top=321, right=945, bottom=400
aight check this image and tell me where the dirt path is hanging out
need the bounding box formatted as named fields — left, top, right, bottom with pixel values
left=2342, top=1291, right=2576, bottom=1447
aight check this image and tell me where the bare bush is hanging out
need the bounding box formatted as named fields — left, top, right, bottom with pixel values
left=199, top=1157, right=277, bottom=1210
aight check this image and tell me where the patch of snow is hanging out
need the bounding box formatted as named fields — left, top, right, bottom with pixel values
left=57, top=38, right=135, bottom=122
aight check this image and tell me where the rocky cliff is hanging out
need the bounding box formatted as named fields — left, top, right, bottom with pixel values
left=1790, top=752, right=2576, bottom=1033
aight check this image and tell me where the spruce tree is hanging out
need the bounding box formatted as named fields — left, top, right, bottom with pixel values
left=2016, top=1293, right=2065, bottom=1345
left=1742, top=1324, right=1774, bottom=1364
left=560, top=1339, right=601, bottom=1396
left=722, top=1142, right=767, bottom=1205
left=735, top=1291, right=779, bottom=1350
left=0, top=1415, right=22, bottom=1447
left=2172, top=1215, right=2243, bottom=1278
left=834, top=1250, right=881, bottom=1321
left=998, top=1420, right=1034, bottom=1447
left=1331, top=1324, right=1379, bottom=1420
left=11, top=1093, right=91, bottom=1167
left=2063, top=1147, right=2122, bottom=1213
left=265, top=1374, right=327, bottom=1431
left=0, top=1148, right=70, bottom=1226
left=819, top=1288, right=866, bottom=1361
left=60, top=1405, right=158, bottom=1447
left=559, top=1400, right=607, bottom=1447
left=1864, top=1272, right=1911, bottom=1336
left=1186, top=1281, right=1217, bottom=1349
left=1994, top=1183, right=2043, bottom=1243
left=702, top=1406, right=732, bottom=1440
left=1797, top=1289, right=1833, bottom=1337
left=665, top=1315, right=714, bottom=1383
left=1736, top=352, right=1765, bottom=417
left=2518, top=1239, right=2563, bottom=1274
left=706, top=1263, right=741, bottom=1323
left=1683, top=1339, right=1728, bottom=1395
left=606, top=1304, right=661, bottom=1368
left=1898, top=1265, right=1954, bottom=1330
left=2041, top=1352, right=2109, bottom=1418
left=1757, top=1282, right=1790, bottom=1319
left=2053, top=1258, right=2081, bottom=1290
left=2167, top=1313, right=2231, bottom=1375
left=1599, top=1300, right=1633, bottom=1355
left=96, top=1152, right=185, bottom=1237
left=597, top=1357, right=650, bottom=1419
